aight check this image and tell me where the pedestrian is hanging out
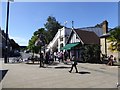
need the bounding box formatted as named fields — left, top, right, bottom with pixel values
left=45, top=52, right=49, bottom=64
left=64, top=51, right=68, bottom=61
left=60, top=51, right=63, bottom=62
left=57, top=52, right=61, bottom=62
left=54, top=52, right=57, bottom=61
left=113, top=57, right=117, bottom=63
left=107, top=55, right=113, bottom=66
left=69, top=55, right=78, bottom=73
left=48, top=53, right=54, bottom=64
left=40, top=53, right=44, bottom=67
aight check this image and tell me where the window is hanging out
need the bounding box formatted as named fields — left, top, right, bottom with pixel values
left=76, top=35, right=79, bottom=39
left=60, top=43, right=63, bottom=48
left=60, top=37, right=63, bottom=41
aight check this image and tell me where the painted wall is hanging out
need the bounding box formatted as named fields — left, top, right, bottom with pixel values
left=100, top=38, right=106, bottom=55
left=100, top=38, right=119, bottom=62
left=69, top=32, right=80, bottom=43
left=57, top=27, right=72, bottom=52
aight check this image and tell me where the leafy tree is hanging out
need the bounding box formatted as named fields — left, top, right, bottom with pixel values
left=34, top=28, right=48, bottom=44
left=34, top=28, right=45, bottom=36
left=27, top=16, right=62, bottom=60
left=81, top=44, right=101, bottom=63
left=27, top=28, right=47, bottom=56
left=107, top=27, right=120, bottom=52
left=27, top=35, right=38, bottom=54
left=44, top=16, right=63, bottom=42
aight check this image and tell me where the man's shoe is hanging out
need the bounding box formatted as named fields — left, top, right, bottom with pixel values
left=69, top=71, right=71, bottom=73
left=76, top=71, right=78, bottom=73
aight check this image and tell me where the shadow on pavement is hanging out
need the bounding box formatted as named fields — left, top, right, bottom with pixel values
left=0, top=69, right=8, bottom=82
left=54, top=66, right=71, bottom=69
left=48, top=61, right=60, bottom=66
left=26, top=63, right=39, bottom=65
left=78, top=71, right=91, bottom=74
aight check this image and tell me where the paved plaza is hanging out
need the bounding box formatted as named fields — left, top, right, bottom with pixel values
left=0, top=58, right=119, bottom=89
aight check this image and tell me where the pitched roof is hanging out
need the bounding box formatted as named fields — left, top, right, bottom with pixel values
left=77, top=27, right=111, bottom=37
left=74, top=29, right=100, bottom=44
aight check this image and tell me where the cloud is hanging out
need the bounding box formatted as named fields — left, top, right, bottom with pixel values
left=9, top=35, right=28, bottom=46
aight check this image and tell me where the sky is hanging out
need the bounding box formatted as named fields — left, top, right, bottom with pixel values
left=1, top=1, right=118, bottom=46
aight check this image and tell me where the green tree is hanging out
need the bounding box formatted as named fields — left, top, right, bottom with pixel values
left=107, top=27, right=120, bottom=52
left=27, top=35, right=41, bottom=63
left=44, top=16, right=63, bottom=42
left=27, top=28, right=47, bottom=55
left=34, top=28, right=48, bottom=44
left=27, top=35, right=38, bottom=54
left=81, top=44, right=101, bottom=63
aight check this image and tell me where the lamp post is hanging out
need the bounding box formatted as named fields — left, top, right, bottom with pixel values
left=35, top=34, right=46, bottom=67
left=4, top=0, right=10, bottom=63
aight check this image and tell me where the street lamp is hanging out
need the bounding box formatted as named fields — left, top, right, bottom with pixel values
left=4, top=0, right=11, bottom=63
left=35, top=34, right=46, bottom=67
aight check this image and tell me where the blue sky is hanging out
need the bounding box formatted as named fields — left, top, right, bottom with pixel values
left=1, top=2, right=118, bottom=46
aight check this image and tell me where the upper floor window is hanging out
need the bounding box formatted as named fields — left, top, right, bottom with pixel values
left=60, top=37, right=63, bottom=41
left=60, top=43, right=63, bottom=48
left=76, top=35, right=79, bottom=39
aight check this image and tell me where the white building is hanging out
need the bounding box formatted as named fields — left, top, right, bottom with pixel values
left=46, top=20, right=119, bottom=62
left=62, top=28, right=100, bottom=61
left=46, top=27, right=72, bottom=52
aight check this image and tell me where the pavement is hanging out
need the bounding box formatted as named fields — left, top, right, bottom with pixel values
left=0, top=58, right=119, bottom=89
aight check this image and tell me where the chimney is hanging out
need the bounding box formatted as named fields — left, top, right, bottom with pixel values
left=102, top=20, right=108, bottom=34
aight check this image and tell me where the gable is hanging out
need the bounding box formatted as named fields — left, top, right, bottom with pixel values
left=75, top=29, right=100, bottom=44
left=67, top=29, right=100, bottom=45
left=67, top=30, right=82, bottom=44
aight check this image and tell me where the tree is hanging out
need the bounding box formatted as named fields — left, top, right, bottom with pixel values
left=27, top=28, right=47, bottom=55
left=81, top=44, right=101, bottom=63
left=34, top=28, right=48, bottom=44
left=27, top=35, right=38, bottom=54
left=44, top=16, right=63, bottom=42
left=107, top=27, right=120, bottom=52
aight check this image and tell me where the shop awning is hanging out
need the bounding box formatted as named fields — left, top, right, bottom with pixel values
left=61, top=42, right=79, bottom=50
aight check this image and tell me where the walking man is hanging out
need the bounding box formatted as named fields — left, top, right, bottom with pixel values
left=40, top=53, right=44, bottom=67
left=64, top=51, right=68, bottom=61
left=69, top=55, right=78, bottom=73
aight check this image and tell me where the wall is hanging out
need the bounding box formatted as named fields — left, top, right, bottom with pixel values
left=100, top=38, right=106, bottom=55
left=107, top=40, right=119, bottom=62
left=100, top=38, right=120, bottom=62
left=69, top=32, right=80, bottom=43
left=58, top=27, right=71, bottom=52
